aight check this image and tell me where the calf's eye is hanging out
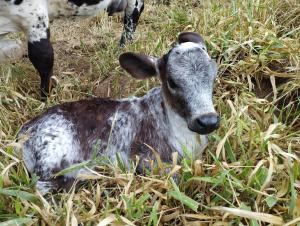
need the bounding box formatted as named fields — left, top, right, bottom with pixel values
left=167, top=77, right=178, bottom=90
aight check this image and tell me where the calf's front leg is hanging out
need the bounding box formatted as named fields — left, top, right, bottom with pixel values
left=120, top=0, right=145, bottom=46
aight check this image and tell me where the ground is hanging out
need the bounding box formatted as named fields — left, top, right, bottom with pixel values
left=0, top=0, right=299, bottom=225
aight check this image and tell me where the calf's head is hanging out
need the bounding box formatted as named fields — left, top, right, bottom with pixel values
left=119, top=32, right=219, bottom=135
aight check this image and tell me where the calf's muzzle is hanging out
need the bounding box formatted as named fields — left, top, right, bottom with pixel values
left=188, top=112, right=220, bottom=134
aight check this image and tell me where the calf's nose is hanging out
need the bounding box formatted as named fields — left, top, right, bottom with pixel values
left=191, top=113, right=220, bottom=134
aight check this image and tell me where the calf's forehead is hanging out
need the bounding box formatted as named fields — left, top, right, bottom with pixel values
left=166, top=42, right=212, bottom=81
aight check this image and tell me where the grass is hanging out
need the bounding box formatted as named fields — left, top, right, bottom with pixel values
left=0, top=0, right=299, bottom=225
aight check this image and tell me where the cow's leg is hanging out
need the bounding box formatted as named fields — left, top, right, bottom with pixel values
left=27, top=12, right=54, bottom=101
left=120, top=0, right=145, bottom=46
left=28, top=29, right=54, bottom=101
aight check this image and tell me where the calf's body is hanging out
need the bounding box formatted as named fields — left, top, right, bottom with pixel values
left=18, top=32, right=220, bottom=193
left=20, top=88, right=206, bottom=192
left=0, top=0, right=144, bottom=99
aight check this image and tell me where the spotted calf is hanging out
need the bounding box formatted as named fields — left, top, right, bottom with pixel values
left=18, top=32, right=220, bottom=193
left=0, top=0, right=144, bottom=99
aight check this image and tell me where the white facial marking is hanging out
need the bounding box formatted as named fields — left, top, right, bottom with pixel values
left=176, top=42, right=210, bottom=59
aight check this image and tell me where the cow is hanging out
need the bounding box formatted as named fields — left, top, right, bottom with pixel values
left=17, top=32, right=220, bottom=193
left=0, top=0, right=145, bottom=100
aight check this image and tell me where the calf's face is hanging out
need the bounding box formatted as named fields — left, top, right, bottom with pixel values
left=119, top=32, right=219, bottom=135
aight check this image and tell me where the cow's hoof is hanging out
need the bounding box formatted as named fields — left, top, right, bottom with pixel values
left=50, top=76, right=59, bottom=88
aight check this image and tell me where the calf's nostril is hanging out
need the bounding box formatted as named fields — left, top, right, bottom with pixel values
left=196, top=118, right=206, bottom=127
left=208, top=115, right=219, bottom=127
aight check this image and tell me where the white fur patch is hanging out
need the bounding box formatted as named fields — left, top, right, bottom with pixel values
left=176, top=42, right=202, bottom=51
left=74, top=0, right=112, bottom=16
left=105, top=109, right=137, bottom=168
left=0, top=39, right=24, bottom=63
left=36, top=180, right=55, bottom=194
left=0, top=16, right=20, bottom=35
left=176, top=42, right=210, bottom=58
left=22, top=113, right=82, bottom=179
left=48, top=0, right=111, bottom=18
left=165, top=103, right=207, bottom=158
left=0, top=0, right=49, bottom=42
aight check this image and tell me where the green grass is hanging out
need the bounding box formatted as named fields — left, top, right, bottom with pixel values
left=0, top=0, right=299, bottom=225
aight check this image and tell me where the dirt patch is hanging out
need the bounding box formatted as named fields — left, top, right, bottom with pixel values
left=49, top=14, right=127, bottom=97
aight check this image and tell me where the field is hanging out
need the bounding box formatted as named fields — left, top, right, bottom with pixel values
left=0, top=0, right=299, bottom=225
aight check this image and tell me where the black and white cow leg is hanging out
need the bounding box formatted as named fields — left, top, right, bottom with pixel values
left=120, top=0, right=145, bottom=46
left=28, top=29, right=54, bottom=101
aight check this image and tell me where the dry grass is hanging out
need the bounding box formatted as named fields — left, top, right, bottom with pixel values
left=0, top=0, right=299, bottom=225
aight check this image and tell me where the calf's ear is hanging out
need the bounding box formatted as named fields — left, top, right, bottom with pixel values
left=119, top=52, right=158, bottom=79
left=178, top=32, right=204, bottom=44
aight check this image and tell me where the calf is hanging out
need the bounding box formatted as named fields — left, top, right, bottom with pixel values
left=0, top=0, right=144, bottom=100
left=18, top=32, right=220, bottom=193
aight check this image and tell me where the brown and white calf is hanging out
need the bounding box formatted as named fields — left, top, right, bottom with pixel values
left=0, top=0, right=144, bottom=100
left=18, top=32, right=220, bottom=193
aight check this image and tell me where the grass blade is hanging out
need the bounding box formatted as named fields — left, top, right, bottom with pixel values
left=0, top=218, right=33, bottom=226
left=148, top=201, right=159, bottom=226
left=168, top=178, right=199, bottom=212
left=0, top=188, right=38, bottom=203
left=212, top=206, right=283, bottom=225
